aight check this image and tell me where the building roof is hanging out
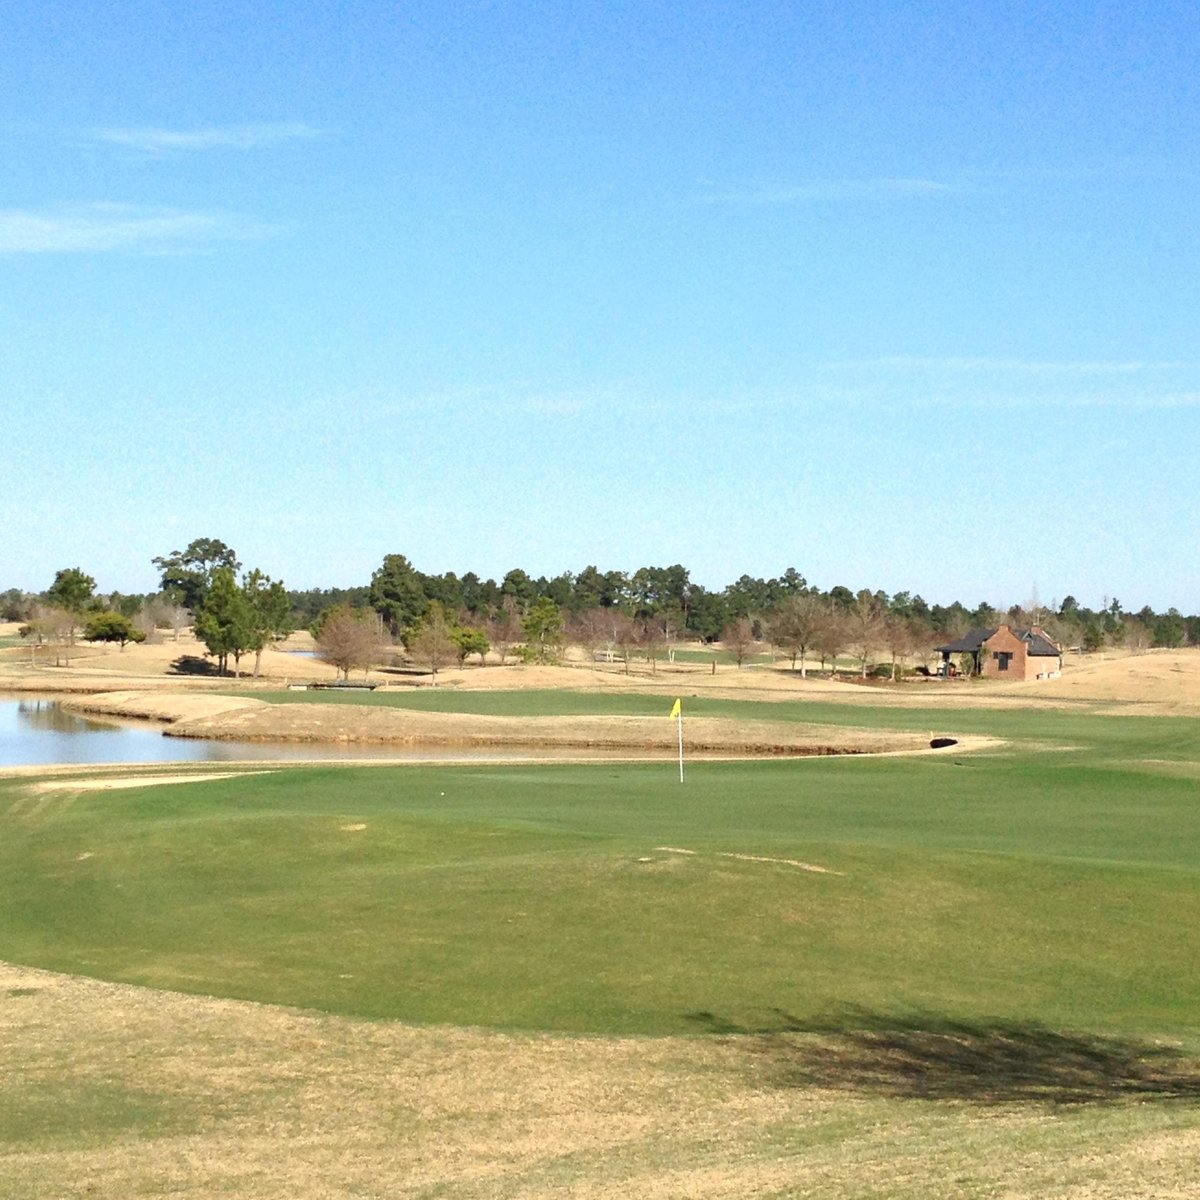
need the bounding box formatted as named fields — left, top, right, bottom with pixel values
left=935, top=625, right=1061, bottom=657
left=1022, top=629, right=1062, bottom=657
left=935, top=627, right=997, bottom=653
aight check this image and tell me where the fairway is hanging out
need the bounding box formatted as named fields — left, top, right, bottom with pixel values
left=4, top=701, right=1200, bottom=1038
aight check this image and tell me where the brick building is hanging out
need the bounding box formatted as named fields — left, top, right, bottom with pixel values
left=935, top=624, right=1063, bottom=681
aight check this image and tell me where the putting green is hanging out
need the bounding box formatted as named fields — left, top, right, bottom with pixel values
left=3, top=705, right=1199, bottom=1036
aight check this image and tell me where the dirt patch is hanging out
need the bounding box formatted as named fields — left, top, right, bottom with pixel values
left=719, top=851, right=843, bottom=875
left=656, top=846, right=843, bottom=875
left=30, top=771, right=272, bottom=793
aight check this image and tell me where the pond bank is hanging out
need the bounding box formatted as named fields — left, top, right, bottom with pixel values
left=60, top=690, right=959, bottom=757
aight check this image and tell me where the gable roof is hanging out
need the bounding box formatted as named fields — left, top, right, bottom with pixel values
left=935, top=627, right=996, bottom=653
left=1022, top=629, right=1062, bottom=656
left=935, top=625, right=1062, bottom=657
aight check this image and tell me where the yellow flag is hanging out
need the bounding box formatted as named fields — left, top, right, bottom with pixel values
left=669, top=698, right=682, bottom=719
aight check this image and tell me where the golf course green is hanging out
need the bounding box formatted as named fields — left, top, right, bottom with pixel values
left=3, top=693, right=1197, bottom=1039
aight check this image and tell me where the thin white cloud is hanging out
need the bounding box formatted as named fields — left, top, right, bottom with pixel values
left=0, top=202, right=284, bottom=254
left=837, top=356, right=1199, bottom=376
left=517, top=393, right=594, bottom=417
left=347, top=382, right=613, bottom=421
left=910, top=390, right=1200, bottom=409
left=809, top=356, right=1200, bottom=409
left=94, top=122, right=326, bottom=153
left=700, top=176, right=956, bottom=204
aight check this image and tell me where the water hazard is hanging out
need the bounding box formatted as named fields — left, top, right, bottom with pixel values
left=0, top=697, right=672, bottom=768
left=0, top=697, right=357, bottom=766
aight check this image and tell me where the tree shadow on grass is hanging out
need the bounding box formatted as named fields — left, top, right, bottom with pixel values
left=168, top=655, right=223, bottom=676
left=685, top=1008, right=1200, bottom=1106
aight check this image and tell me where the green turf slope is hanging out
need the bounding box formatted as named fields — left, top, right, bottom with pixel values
left=3, top=709, right=1198, bottom=1037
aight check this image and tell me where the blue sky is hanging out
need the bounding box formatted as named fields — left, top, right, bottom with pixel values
left=3, top=1, right=1197, bottom=611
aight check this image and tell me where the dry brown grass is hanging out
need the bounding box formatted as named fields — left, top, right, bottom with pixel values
left=0, top=628, right=344, bottom=688
left=6, top=629, right=1200, bottom=716
left=27, top=770, right=273, bottom=793
left=433, top=646, right=1200, bottom=715
left=56, top=690, right=949, bottom=756
left=8, top=643, right=1198, bottom=764
left=4, top=961, right=1199, bottom=1199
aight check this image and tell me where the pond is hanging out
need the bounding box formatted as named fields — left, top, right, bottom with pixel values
left=0, top=697, right=671, bottom=769
left=0, top=697, right=400, bottom=767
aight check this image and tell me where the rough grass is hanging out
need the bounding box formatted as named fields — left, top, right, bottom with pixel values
left=4, top=962, right=1200, bottom=1199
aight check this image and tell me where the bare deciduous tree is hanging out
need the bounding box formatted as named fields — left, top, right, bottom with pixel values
left=1122, top=617, right=1150, bottom=655
left=407, top=601, right=456, bottom=684
left=815, top=607, right=848, bottom=675
left=141, top=595, right=190, bottom=642
left=660, top=605, right=685, bottom=663
left=315, top=606, right=384, bottom=680
left=721, top=617, right=756, bottom=668
left=485, top=596, right=522, bottom=665
left=881, top=614, right=923, bottom=681
left=568, top=607, right=607, bottom=664
left=132, top=609, right=163, bottom=644
left=20, top=604, right=76, bottom=666
left=610, top=610, right=639, bottom=674
left=638, top=617, right=664, bottom=675
left=167, top=603, right=191, bottom=642
left=848, top=591, right=885, bottom=678
left=766, top=593, right=823, bottom=677
left=911, top=623, right=942, bottom=674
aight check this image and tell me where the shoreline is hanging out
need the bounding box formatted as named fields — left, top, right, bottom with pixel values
left=59, top=689, right=948, bottom=756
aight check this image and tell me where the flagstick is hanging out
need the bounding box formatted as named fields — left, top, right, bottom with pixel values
left=677, top=709, right=684, bottom=783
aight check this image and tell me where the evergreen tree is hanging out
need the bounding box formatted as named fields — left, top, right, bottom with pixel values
left=369, top=554, right=428, bottom=634
left=194, top=567, right=255, bottom=675
left=243, top=569, right=293, bottom=677
left=45, top=566, right=96, bottom=613
left=82, top=611, right=145, bottom=650
left=153, top=538, right=239, bottom=611
left=522, top=597, right=565, bottom=663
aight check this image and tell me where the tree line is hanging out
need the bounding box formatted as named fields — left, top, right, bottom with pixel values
left=279, top=551, right=1200, bottom=671
left=4, top=538, right=1198, bottom=677
left=6, top=540, right=290, bottom=676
